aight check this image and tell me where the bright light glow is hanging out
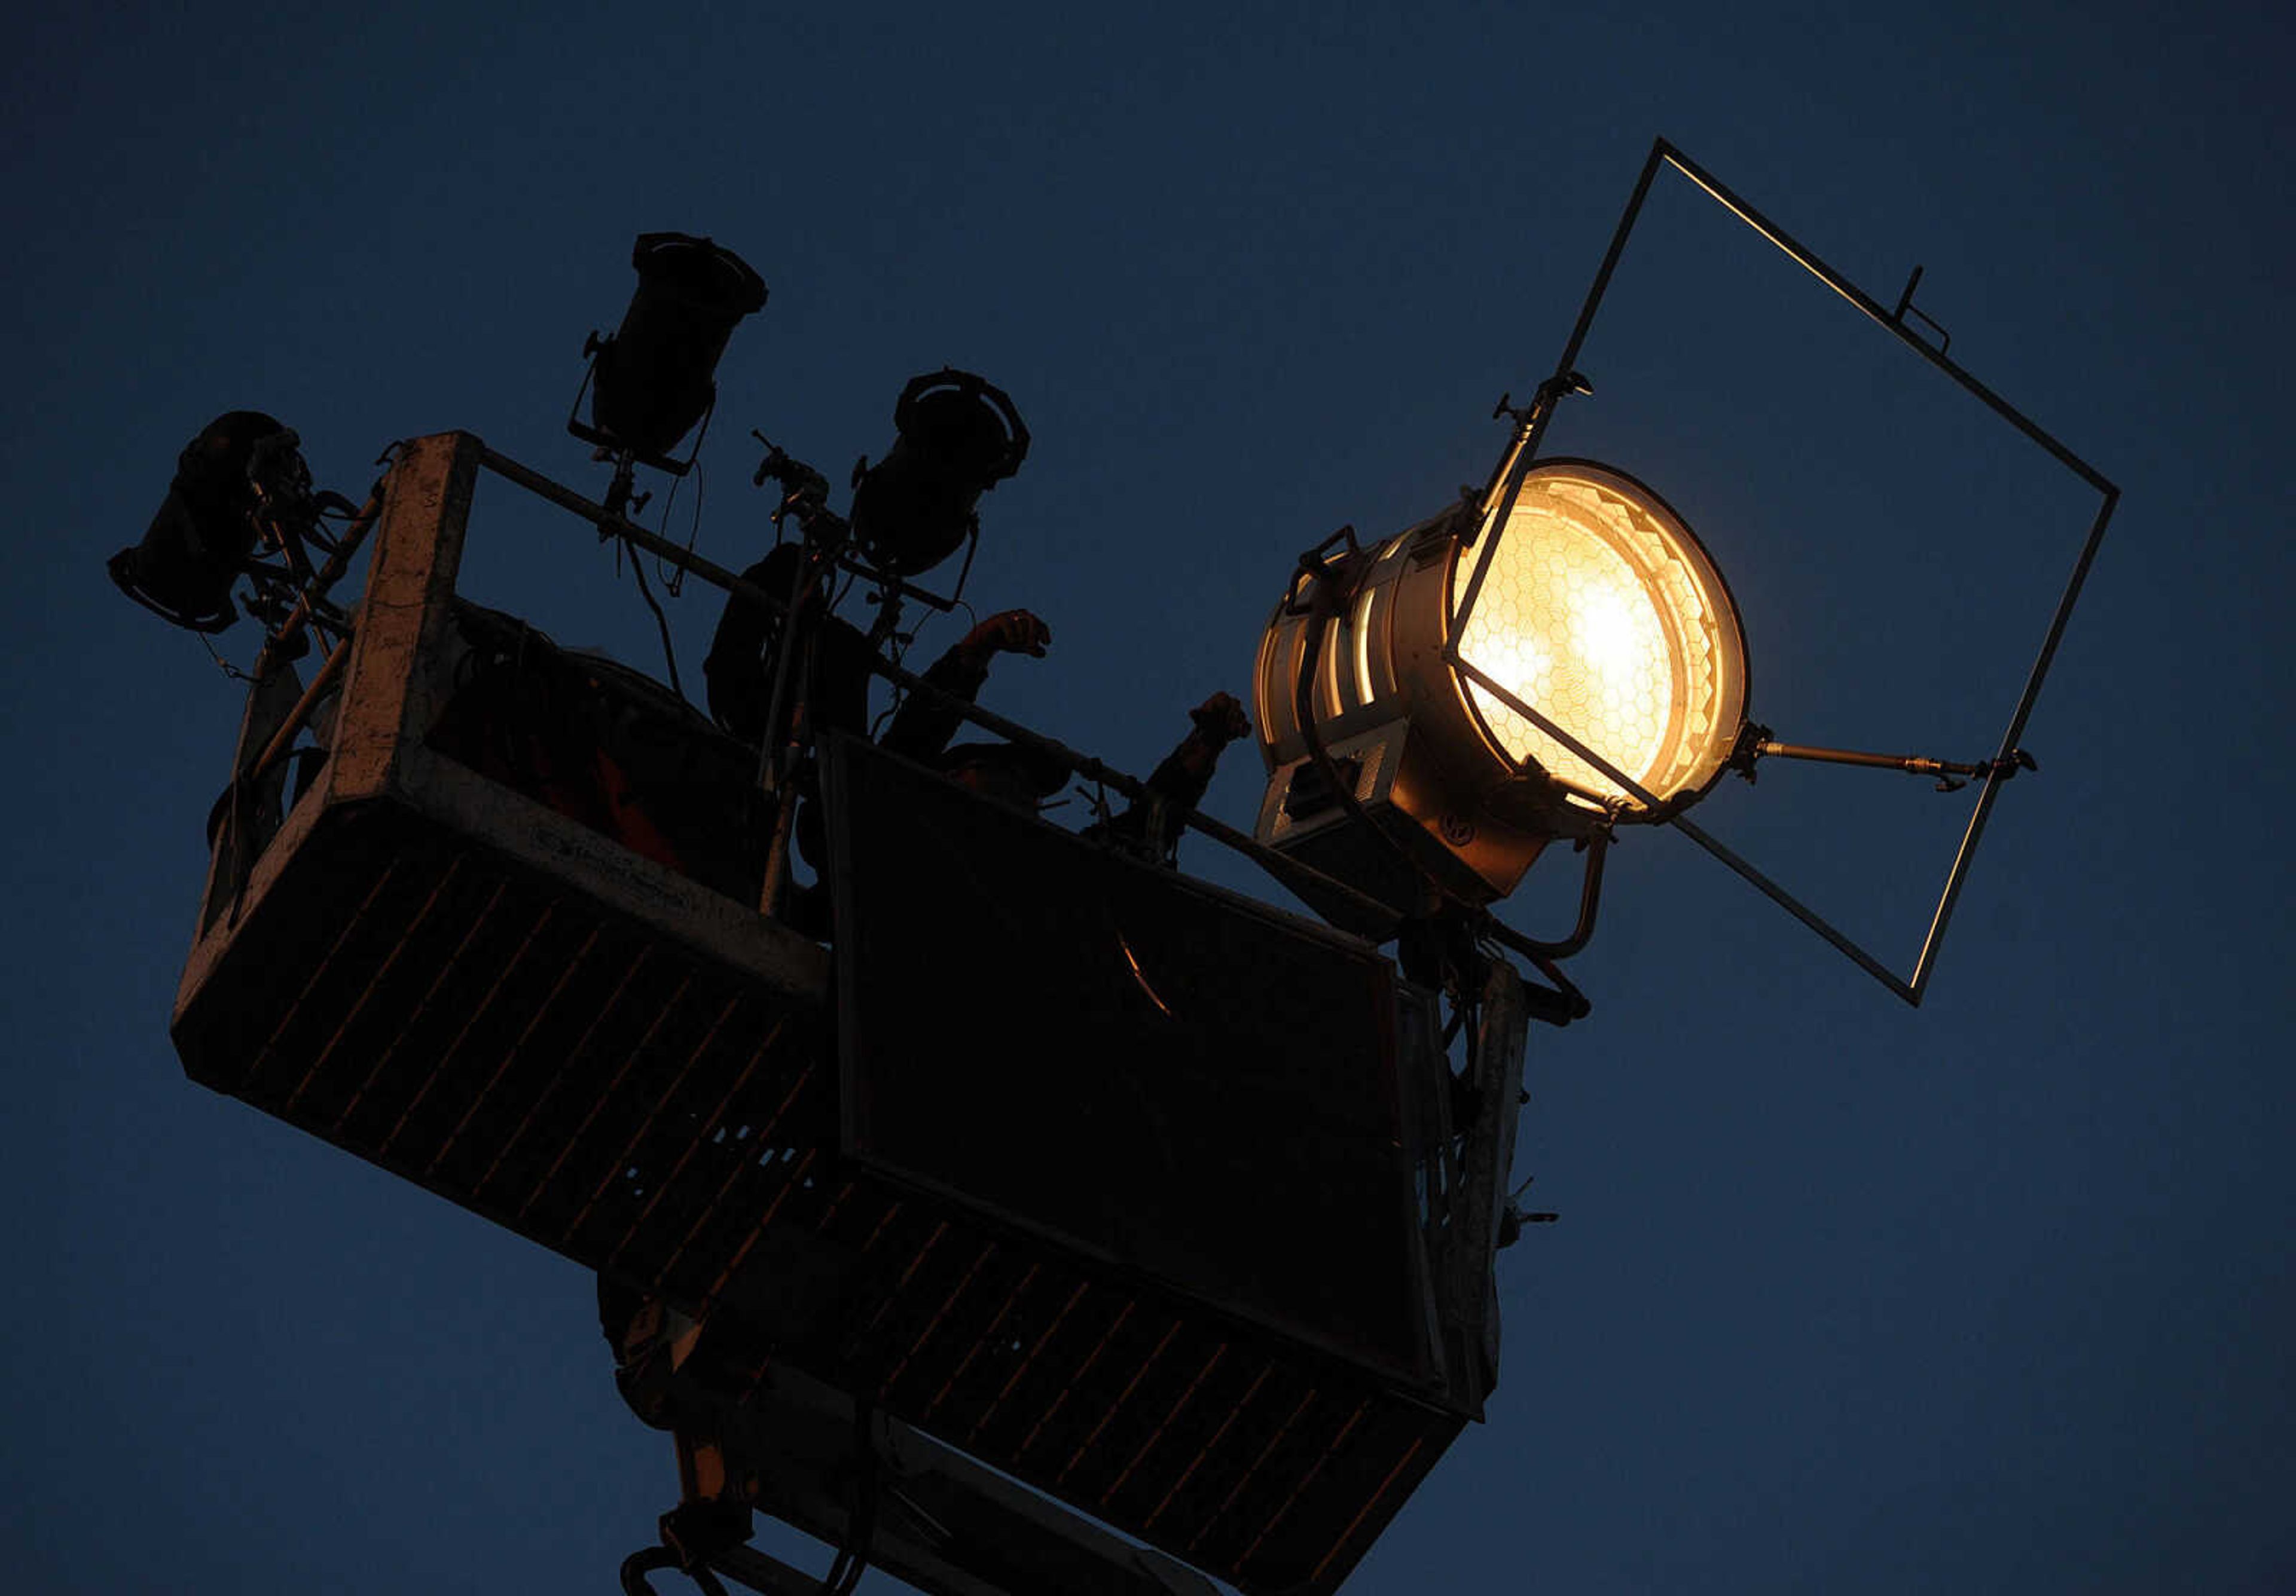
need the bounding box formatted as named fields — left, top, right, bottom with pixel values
left=1350, top=584, right=1377, bottom=707
left=1452, top=467, right=1741, bottom=807
left=1117, top=933, right=1174, bottom=1018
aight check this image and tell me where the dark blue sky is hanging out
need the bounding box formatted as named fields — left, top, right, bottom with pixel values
left=9, top=4, right=2291, bottom=1592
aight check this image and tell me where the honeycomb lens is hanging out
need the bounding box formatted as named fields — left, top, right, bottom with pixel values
left=1452, top=465, right=1744, bottom=808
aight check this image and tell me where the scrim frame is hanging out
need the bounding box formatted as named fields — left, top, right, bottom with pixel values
left=1445, top=138, right=2120, bottom=1006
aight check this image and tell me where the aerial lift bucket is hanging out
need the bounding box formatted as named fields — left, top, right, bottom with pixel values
left=169, top=432, right=1531, bottom=1596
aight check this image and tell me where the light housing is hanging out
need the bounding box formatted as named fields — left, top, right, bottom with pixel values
left=578, top=232, right=767, bottom=468
left=109, top=411, right=297, bottom=633
left=1253, top=458, right=1748, bottom=916
left=848, top=368, right=1030, bottom=576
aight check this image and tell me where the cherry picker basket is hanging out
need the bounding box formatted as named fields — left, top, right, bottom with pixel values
left=170, top=432, right=1525, bottom=1596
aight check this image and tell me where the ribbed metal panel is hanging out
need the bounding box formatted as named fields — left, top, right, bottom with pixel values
left=173, top=790, right=1458, bottom=1594
left=700, top=1161, right=1458, bottom=1594
left=175, top=799, right=831, bottom=1301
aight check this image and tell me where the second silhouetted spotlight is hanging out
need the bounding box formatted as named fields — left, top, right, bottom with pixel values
left=572, top=231, right=767, bottom=472
left=848, top=368, right=1030, bottom=577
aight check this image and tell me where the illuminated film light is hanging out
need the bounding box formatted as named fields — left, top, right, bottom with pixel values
left=1253, top=457, right=1748, bottom=913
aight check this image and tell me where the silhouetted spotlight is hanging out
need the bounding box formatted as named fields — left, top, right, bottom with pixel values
left=848, top=368, right=1030, bottom=576
left=572, top=232, right=767, bottom=471
left=111, top=411, right=302, bottom=633
left=1252, top=459, right=1748, bottom=913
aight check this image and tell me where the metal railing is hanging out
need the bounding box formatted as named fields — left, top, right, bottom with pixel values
left=474, top=443, right=1590, bottom=1011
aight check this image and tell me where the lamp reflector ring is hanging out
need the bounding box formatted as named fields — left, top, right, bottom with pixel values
left=1451, top=460, right=1745, bottom=811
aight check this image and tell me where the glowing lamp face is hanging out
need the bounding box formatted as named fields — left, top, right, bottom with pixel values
left=1452, top=463, right=1745, bottom=810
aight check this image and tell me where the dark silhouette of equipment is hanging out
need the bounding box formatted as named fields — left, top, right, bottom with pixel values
left=110, top=411, right=349, bottom=634
left=713, top=387, right=1042, bottom=923
left=572, top=233, right=767, bottom=474
left=849, top=368, right=1029, bottom=576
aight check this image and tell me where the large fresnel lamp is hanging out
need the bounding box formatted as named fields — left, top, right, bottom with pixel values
left=1254, top=456, right=1747, bottom=920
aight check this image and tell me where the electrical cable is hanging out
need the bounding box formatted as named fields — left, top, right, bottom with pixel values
left=629, top=545, right=686, bottom=701
left=656, top=407, right=713, bottom=595
left=871, top=587, right=972, bottom=741
left=947, top=523, right=979, bottom=610
left=865, top=616, right=915, bottom=741
left=198, top=632, right=252, bottom=680
left=679, top=460, right=705, bottom=594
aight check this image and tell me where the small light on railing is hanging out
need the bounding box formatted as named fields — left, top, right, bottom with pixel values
left=575, top=231, right=767, bottom=469
left=848, top=368, right=1031, bottom=576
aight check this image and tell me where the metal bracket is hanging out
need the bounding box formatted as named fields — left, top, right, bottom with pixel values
left=1891, top=264, right=1953, bottom=353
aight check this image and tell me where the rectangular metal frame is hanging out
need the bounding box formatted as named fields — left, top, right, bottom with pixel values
left=1445, top=137, right=2121, bottom=1005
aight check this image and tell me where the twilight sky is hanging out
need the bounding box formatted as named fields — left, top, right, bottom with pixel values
left=7, top=4, right=2291, bottom=1593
